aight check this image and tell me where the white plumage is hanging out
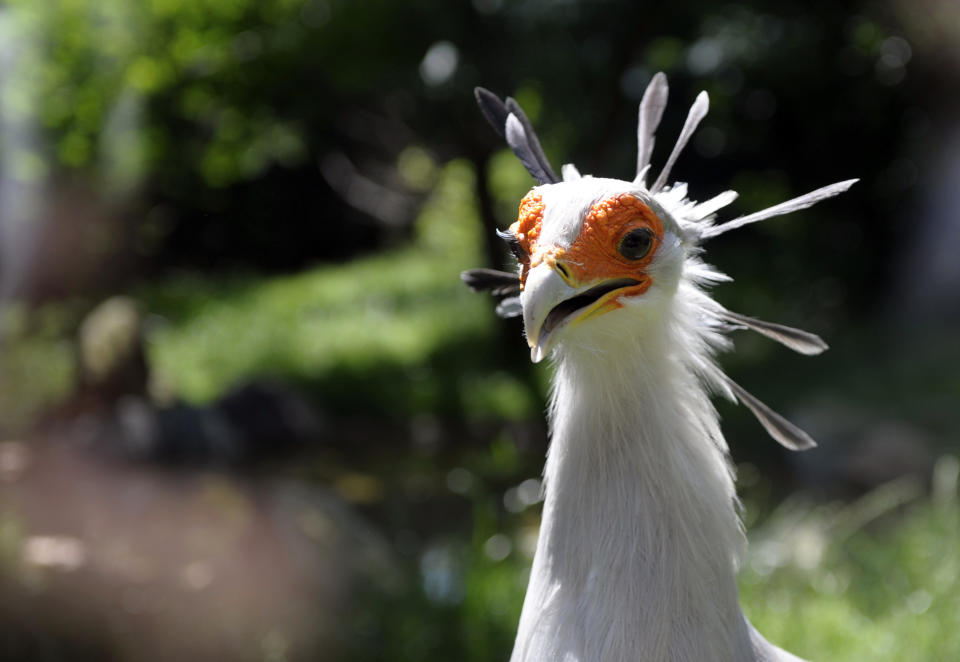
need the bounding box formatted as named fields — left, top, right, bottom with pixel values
left=464, top=73, right=855, bottom=662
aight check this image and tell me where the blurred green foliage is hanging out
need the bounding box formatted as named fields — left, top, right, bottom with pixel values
left=5, top=0, right=314, bottom=188
left=140, top=158, right=539, bottom=419
left=741, top=485, right=960, bottom=660
left=0, top=304, right=76, bottom=433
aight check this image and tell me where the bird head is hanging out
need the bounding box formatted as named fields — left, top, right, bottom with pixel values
left=505, top=179, right=685, bottom=362
left=463, top=73, right=857, bottom=450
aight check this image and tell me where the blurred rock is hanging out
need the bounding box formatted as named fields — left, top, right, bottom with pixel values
left=213, top=381, right=328, bottom=459
left=78, top=296, right=149, bottom=401
left=99, top=381, right=327, bottom=466
left=44, top=296, right=150, bottom=425
left=111, top=396, right=240, bottom=465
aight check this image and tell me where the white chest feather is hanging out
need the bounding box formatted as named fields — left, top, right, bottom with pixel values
left=510, top=303, right=753, bottom=662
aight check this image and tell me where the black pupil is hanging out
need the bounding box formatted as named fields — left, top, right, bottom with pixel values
left=618, top=228, right=653, bottom=260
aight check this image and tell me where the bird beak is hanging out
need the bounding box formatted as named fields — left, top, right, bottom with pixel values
left=521, top=264, right=577, bottom=363
left=521, top=263, right=643, bottom=363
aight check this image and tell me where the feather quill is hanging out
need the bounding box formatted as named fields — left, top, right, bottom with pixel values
left=721, top=310, right=828, bottom=356
left=505, top=97, right=559, bottom=184
left=474, top=87, right=510, bottom=139
left=651, top=91, right=709, bottom=193
left=634, top=72, right=669, bottom=185
left=506, top=114, right=557, bottom=185
left=689, top=190, right=739, bottom=221
left=704, top=179, right=858, bottom=238
left=725, top=376, right=817, bottom=450
left=561, top=163, right=581, bottom=181
left=473, top=87, right=559, bottom=185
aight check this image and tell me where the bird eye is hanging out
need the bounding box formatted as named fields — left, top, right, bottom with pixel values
left=617, top=228, right=654, bottom=260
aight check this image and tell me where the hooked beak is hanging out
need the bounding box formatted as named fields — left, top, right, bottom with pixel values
left=521, top=263, right=643, bottom=363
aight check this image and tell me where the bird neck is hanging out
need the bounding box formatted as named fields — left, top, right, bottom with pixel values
left=512, top=303, right=753, bottom=662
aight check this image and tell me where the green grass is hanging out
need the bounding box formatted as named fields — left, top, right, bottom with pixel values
left=740, top=471, right=960, bottom=661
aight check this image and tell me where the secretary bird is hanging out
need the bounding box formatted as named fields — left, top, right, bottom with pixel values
left=462, top=73, right=856, bottom=662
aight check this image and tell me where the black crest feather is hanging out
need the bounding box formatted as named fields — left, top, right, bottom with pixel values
left=474, top=87, right=509, bottom=139
left=474, top=87, right=559, bottom=185
left=461, top=268, right=522, bottom=318
left=460, top=268, right=521, bottom=296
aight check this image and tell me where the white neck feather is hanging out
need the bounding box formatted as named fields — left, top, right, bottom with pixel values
left=511, top=290, right=754, bottom=662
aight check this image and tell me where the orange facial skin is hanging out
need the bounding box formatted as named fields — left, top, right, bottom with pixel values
left=509, top=191, right=545, bottom=287
left=509, top=192, right=664, bottom=314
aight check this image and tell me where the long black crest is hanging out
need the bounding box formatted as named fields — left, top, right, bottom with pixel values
left=474, top=87, right=560, bottom=185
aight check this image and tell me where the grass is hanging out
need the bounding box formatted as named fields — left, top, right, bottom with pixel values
left=740, top=467, right=960, bottom=661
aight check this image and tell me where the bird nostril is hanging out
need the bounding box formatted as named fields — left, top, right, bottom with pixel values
left=554, top=262, right=572, bottom=283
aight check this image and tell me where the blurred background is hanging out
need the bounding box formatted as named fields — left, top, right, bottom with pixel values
left=0, top=0, right=958, bottom=660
